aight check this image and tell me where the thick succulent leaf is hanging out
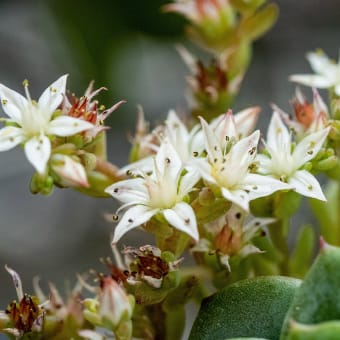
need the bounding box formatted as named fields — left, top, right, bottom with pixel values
left=189, top=276, right=301, bottom=340
left=281, top=242, right=340, bottom=339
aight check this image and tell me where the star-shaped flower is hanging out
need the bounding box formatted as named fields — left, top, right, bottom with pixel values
left=257, top=112, right=330, bottom=200
left=0, top=75, right=94, bottom=173
left=195, top=116, right=291, bottom=211
left=106, top=139, right=200, bottom=244
left=290, top=51, right=340, bottom=96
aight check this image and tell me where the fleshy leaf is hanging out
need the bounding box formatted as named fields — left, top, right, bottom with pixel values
left=281, top=242, right=340, bottom=339
left=189, top=276, right=301, bottom=340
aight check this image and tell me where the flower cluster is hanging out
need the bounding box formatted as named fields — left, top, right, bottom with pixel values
left=0, top=76, right=125, bottom=196
left=1, top=1, right=340, bottom=338
left=106, top=107, right=330, bottom=266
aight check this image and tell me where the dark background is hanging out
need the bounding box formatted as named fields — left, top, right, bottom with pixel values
left=0, top=0, right=339, bottom=338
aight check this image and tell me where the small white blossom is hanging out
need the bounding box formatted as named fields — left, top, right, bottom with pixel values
left=195, top=116, right=291, bottom=211
left=106, top=139, right=200, bottom=244
left=290, top=51, right=340, bottom=96
left=0, top=75, right=94, bottom=173
left=257, top=112, right=330, bottom=200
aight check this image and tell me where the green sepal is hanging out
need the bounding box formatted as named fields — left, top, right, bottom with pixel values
left=237, top=3, right=278, bottom=41
left=189, top=276, right=301, bottom=340
left=230, top=0, right=266, bottom=13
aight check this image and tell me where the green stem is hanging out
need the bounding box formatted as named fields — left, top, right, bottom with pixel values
left=268, top=218, right=290, bottom=275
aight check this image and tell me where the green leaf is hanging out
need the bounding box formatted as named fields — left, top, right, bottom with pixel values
left=281, top=242, right=340, bottom=339
left=189, top=276, right=301, bottom=340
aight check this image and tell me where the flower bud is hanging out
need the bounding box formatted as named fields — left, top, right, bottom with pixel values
left=98, top=277, right=134, bottom=330
left=51, top=154, right=89, bottom=188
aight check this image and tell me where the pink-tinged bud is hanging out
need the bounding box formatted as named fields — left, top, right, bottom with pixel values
left=51, top=154, right=89, bottom=188
left=98, top=276, right=133, bottom=329
left=164, top=0, right=232, bottom=25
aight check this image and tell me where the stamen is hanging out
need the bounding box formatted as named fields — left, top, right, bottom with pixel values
left=22, top=79, right=32, bottom=102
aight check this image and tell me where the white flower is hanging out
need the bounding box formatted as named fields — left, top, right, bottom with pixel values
left=290, top=51, right=340, bottom=95
left=257, top=112, right=330, bottom=200
left=0, top=75, right=94, bottom=173
left=195, top=117, right=291, bottom=211
left=106, top=139, right=200, bottom=244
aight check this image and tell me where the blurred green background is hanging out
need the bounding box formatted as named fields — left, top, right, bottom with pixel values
left=0, top=0, right=339, bottom=337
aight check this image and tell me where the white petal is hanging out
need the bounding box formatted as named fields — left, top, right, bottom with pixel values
left=52, top=155, right=89, bottom=188
left=112, top=205, right=159, bottom=244
left=0, top=126, right=25, bottom=151
left=178, top=168, right=200, bottom=197
left=163, top=202, right=198, bottom=241
left=78, top=330, right=104, bottom=340
left=234, top=106, right=260, bottom=137
left=335, top=84, right=340, bottom=96
left=105, top=178, right=149, bottom=204
left=48, top=116, right=94, bottom=136
left=215, top=111, right=238, bottom=142
left=293, top=127, right=330, bottom=168
left=192, top=158, right=216, bottom=184
left=306, top=52, right=335, bottom=76
left=238, top=244, right=263, bottom=258
left=255, top=154, right=273, bottom=174
left=289, top=74, right=333, bottom=88
left=289, top=170, right=326, bottom=201
left=221, top=188, right=250, bottom=211
left=165, top=110, right=188, bottom=143
left=242, top=173, right=292, bottom=200
left=155, top=139, right=182, bottom=180
left=271, top=103, right=303, bottom=135
left=313, top=89, right=329, bottom=116
left=118, top=156, right=154, bottom=176
left=0, top=83, right=29, bottom=123
left=228, top=130, right=260, bottom=172
left=24, top=135, right=51, bottom=174
left=200, top=116, right=222, bottom=163
left=38, top=74, right=68, bottom=119
left=267, top=112, right=291, bottom=153
left=5, top=265, right=23, bottom=301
